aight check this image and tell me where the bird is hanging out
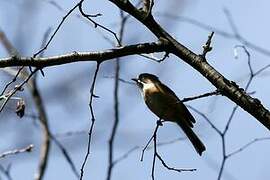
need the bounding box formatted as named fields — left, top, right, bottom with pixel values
left=132, top=73, right=206, bottom=155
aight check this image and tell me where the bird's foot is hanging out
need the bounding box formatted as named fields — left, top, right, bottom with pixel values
left=156, top=119, right=163, bottom=126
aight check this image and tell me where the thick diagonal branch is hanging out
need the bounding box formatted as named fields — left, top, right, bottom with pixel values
left=109, top=0, right=270, bottom=130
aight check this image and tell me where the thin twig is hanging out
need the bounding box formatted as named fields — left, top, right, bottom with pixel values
left=156, top=153, right=196, bottom=172
left=156, top=12, right=270, bottom=57
left=80, top=62, right=100, bottom=180
left=54, top=130, right=87, bottom=138
left=0, top=144, right=33, bottom=159
left=182, top=90, right=220, bottom=102
left=140, top=120, right=196, bottom=180
left=30, top=27, right=54, bottom=180
left=140, top=130, right=155, bottom=161
left=50, top=135, right=80, bottom=178
left=0, top=164, right=12, bottom=180
left=139, top=51, right=169, bottom=63
left=0, top=66, right=25, bottom=96
left=0, top=29, right=24, bottom=96
left=0, top=28, right=19, bottom=55
left=142, top=0, right=154, bottom=18
left=33, top=1, right=80, bottom=57
left=30, top=78, right=51, bottom=180
left=187, top=105, right=222, bottom=135
left=201, top=31, right=214, bottom=58
left=0, top=68, right=39, bottom=113
left=216, top=45, right=268, bottom=180
left=227, top=137, right=270, bottom=158
left=0, top=25, right=52, bottom=180
left=223, top=8, right=240, bottom=38
left=151, top=124, right=158, bottom=180
left=113, top=146, right=140, bottom=165
left=113, top=136, right=186, bottom=166
left=45, top=0, right=117, bottom=46
left=78, top=1, right=120, bottom=46
left=106, top=9, right=127, bottom=180
left=103, top=76, right=135, bottom=85
left=254, top=64, right=270, bottom=76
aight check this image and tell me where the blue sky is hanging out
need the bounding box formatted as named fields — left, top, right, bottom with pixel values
left=1, top=0, right=270, bottom=180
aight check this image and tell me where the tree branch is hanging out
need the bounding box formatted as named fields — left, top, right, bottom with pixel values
left=109, top=0, right=270, bottom=131
left=0, top=41, right=168, bottom=68
left=0, top=27, right=52, bottom=180
left=80, top=62, right=101, bottom=180
left=0, top=164, right=12, bottom=180
left=156, top=13, right=270, bottom=57
left=0, top=144, right=33, bottom=159
left=30, top=78, right=51, bottom=180
left=140, top=120, right=196, bottom=180
left=106, top=9, right=126, bottom=180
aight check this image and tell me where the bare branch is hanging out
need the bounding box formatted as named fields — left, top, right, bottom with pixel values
left=113, top=137, right=186, bottom=166
left=156, top=153, right=196, bottom=173
left=0, top=66, right=25, bottom=96
left=156, top=13, right=270, bottom=57
left=142, top=0, right=154, bottom=18
left=0, top=28, right=19, bottom=55
left=201, top=31, right=214, bottom=58
left=103, top=76, right=135, bottom=85
left=78, top=1, right=120, bottom=45
left=106, top=9, right=127, bottom=180
left=254, top=64, right=270, bottom=76
left=0, top=41, right=169, bottom=68
left=33, top=1, right=80, bottom=57
left=0, top=29, right=25, bottom=97
left=0, top=144, right=33, bottom=159
left=80, top=62, right=100, bottom=180
left=201, top=46, right=268, bottom=180
left=30, top=77, right=51, bottom=180
left=139, top=51, right=169, bottom=63
left=0, top=68, right=39, bottom=113
left=223, top=8, right=240, bottom=38
left=34, top=0, right=112, bottom=57
left=35, top=0, right=120, bottom=55
left=0, top=164, right=12, bottom=180
left=187, top=105, right=222, bottom=135
left=50, top=135, right=80, bottom=178
left=113, top=146, right=140, bottom=165
left=140, top=120, right=196, bottom=180
left=0, top=26, right=53, bottom=180
left=54, top=130, right=87, bottom=138
left=227, top=137, right=270, bottom=158
left=140, top=127, right=155, bottom=161
left=182, top=90, right=220, bottom=102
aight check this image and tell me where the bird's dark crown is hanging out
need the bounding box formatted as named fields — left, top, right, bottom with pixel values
left=138, top=73, right=159, bottom=82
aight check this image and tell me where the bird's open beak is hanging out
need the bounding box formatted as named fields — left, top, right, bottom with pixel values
left=131, top=78, right=138, bottom=83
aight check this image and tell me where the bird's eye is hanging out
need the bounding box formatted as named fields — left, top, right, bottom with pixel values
left=142, top=77, right=147, bottom=83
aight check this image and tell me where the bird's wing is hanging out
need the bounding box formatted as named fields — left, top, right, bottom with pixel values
left=177, top=100, right=196, bottom=124
left=157, top=83, right=196, bottom=127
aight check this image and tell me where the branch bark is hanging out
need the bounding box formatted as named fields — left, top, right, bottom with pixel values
left=0, top=41, right=168, bottom=68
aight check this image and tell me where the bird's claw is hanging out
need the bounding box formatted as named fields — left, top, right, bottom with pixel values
left=157, top=119, right=163, bottom=126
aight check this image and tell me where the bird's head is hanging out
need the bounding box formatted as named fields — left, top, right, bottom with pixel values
left=132, top=73, right=160, bottom=90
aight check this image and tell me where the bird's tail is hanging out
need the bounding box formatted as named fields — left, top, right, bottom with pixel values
left=176, top=121, right=206, bottom=156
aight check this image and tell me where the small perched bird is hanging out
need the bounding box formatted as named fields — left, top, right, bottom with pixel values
left=132, top=73, right=206, bottom=155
